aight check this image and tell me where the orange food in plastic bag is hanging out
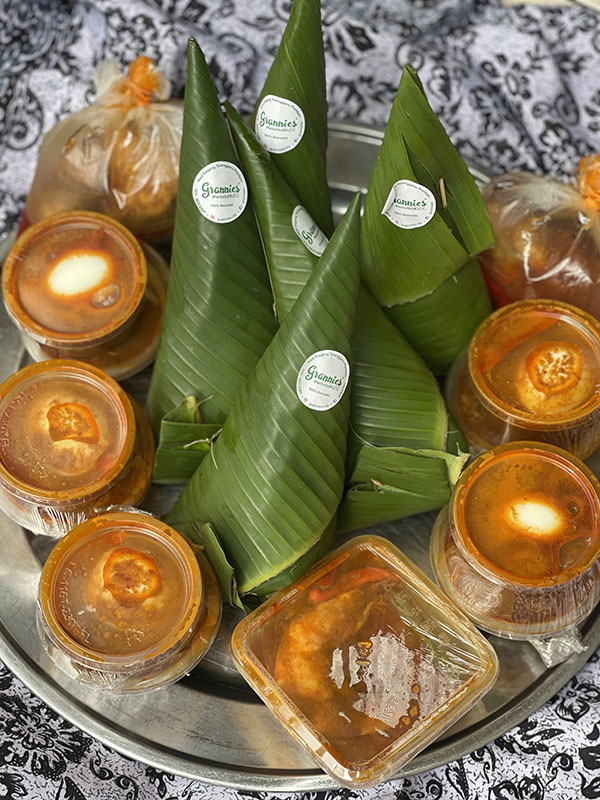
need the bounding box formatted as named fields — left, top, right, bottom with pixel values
left=479, top=157, right=600, bottom=318
left=25, top=57, right=182, bottom=242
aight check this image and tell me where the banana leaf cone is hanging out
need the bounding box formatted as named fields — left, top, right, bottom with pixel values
left=146, top=39, right=277, bottom=437
left=339, top=286, right=468, bottom=533
left=228, top=104, right=461, bottom=533
left=385, top=258, right=493, bottom=376
left=250, top=0, right=333, bottom=236
left=227, top=102, right=320, bottom=322
left=361, top=64, right=494, bottom=372
left=166, top=195, right=362, bottom=597
left=227, top=105, right=446, bottom=454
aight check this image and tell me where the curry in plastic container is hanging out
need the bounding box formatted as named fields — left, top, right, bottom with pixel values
left=0, top=359, right=154, bottom=537
left=37, top=511, right=221, bottom=692
left=230, top=536, right=498, bottom=788
left=446, top=299, right=600, bottom=458
left=431, top=442, right=600, bottom=643
left=2, top=211, right=167, bottom=380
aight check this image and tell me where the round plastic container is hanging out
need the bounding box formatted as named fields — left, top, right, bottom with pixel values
left=0, top=359, right=154, bottom=537
left=430, top=442, right=600, bottom=639
left=446, top=299, right=600, bottom=459
left=2, top=212, right=167, bottom=380
left=37, top=511, right=221, bottom=692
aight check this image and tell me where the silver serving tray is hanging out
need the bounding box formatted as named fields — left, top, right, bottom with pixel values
left=1, top=121, right=600, bottom=792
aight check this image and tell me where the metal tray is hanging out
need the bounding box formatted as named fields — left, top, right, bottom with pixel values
left=1, top=121, right=599, bottom=792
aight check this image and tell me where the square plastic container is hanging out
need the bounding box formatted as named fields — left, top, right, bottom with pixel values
left=230, top=535, right=498, bottom=788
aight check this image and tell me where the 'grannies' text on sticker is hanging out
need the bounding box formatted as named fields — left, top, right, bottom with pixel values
left=381, top=179, right=436, bottom=229
left=192, top=161, right=247, bottom=223
left=255, top=95, right=305, bottom=154
left=292, top=206, right=329, bottom=256
left=296, top=350, right=350, bottom=411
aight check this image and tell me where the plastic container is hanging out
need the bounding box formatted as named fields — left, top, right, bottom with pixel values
left=2, top=211, right=167, bottom=380
left=0, top=359, right=154, bottom=537
left=37, top=511, right=221, bottom=692
left=431, top=442, right=600, bottom=641
left=446, top=299, right=600, bottom=459
left=230, top=535, right=498, bottom=788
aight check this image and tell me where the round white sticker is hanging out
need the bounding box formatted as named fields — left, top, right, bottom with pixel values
left=291, top=206, right=329, bottom=256
left=192, top=161, right=247, bottom=224
left=296, top=350, right=350, bottom=412
left=255, top=94, right=305, bottom=154
left=381, top=179, right=436, bottom=229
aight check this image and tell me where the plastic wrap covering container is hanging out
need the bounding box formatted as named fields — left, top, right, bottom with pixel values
left=37, top=511, right=221, bottom=692
left=446, top=299, right=600, bottom=459
left=230, top=535, right=498, bottom=788
left=431, top=442, right=600, bottom=644
left=2, top=211, right=167, bottom=381
left=0, top=360, right=154, bottom=537
left=479, top=161, right=600, bottom=314
left=24, top=56, right=182, bottom=243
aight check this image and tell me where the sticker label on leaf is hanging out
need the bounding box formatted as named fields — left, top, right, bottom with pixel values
left=292, top=206, right=329, bottom=256
left=296, top=350, right=350, bottom=411
left=381, top=179, right=436, bottom=229
left=255, top=94, right=305, bottom=154
left=192, top=161, right=247, bottom=223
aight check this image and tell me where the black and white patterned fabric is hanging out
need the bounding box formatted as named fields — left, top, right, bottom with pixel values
left=2, top=0, right=600, bottom=797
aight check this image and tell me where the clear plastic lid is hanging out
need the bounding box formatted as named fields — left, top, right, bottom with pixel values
left=103, top=397, right=155, bottom=509
left=230, top=535, right=498, bottom=788
left=452, top=442, right=600, bottom=588
left=469, top=299, right=600, bottom=430
left=2, top=211, right=147, bottom=344
left=39, top=512, right=203, bottom=664
left=0, top=359, right=135, bottom=501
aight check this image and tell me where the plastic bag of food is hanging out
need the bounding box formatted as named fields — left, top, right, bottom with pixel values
left=479, top=156, right=600, bottom=317
left=25, top=56, right=183, bottom=241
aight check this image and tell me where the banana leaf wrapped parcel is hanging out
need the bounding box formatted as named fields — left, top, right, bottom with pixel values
left=167, top=196, right=362, bottom=599
left=146, top=39, right=277, bottom=449
left=361, top=65, right=494, bottom=374
left=227, top=105, right=465, bottom=537
left=251, top=0, right=333, bottom=236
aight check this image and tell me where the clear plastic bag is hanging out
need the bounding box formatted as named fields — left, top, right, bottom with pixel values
left=25, top=56, right=183, bottom=242
left=480, top=157, right=600, bottom=316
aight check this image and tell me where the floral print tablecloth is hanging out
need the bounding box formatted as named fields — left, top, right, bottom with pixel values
left=2, top=1, right=600, bottom=797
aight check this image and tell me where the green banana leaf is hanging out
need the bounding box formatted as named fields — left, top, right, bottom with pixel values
left=182, top=522, right=245, bottom=609
left=146, top=39, right=277, bottom=433
left=338, top=445, right=467, bottom=533
left=228, top=105, right=447, bottom=468
left=385, top=258, right=492, bottom=375
left=227, top=102, right=317, bottom=323
left=349, top=286, right=446, bottom=463
left=152, top=396, right=221, bottom=484
left=361, top=65, right=494, bottom=305
left=251, top=516, right=337, bottom=597
left=183, top=518, right=336, bottom=610
left=250, top=0, right=333, bottom=235
left=446, top=412, right=469, bottom=456
left=167, top=195, right=362, bottom=596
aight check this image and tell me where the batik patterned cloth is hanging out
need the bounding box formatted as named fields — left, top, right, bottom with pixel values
left=1, top=0, right=600, bottom=797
